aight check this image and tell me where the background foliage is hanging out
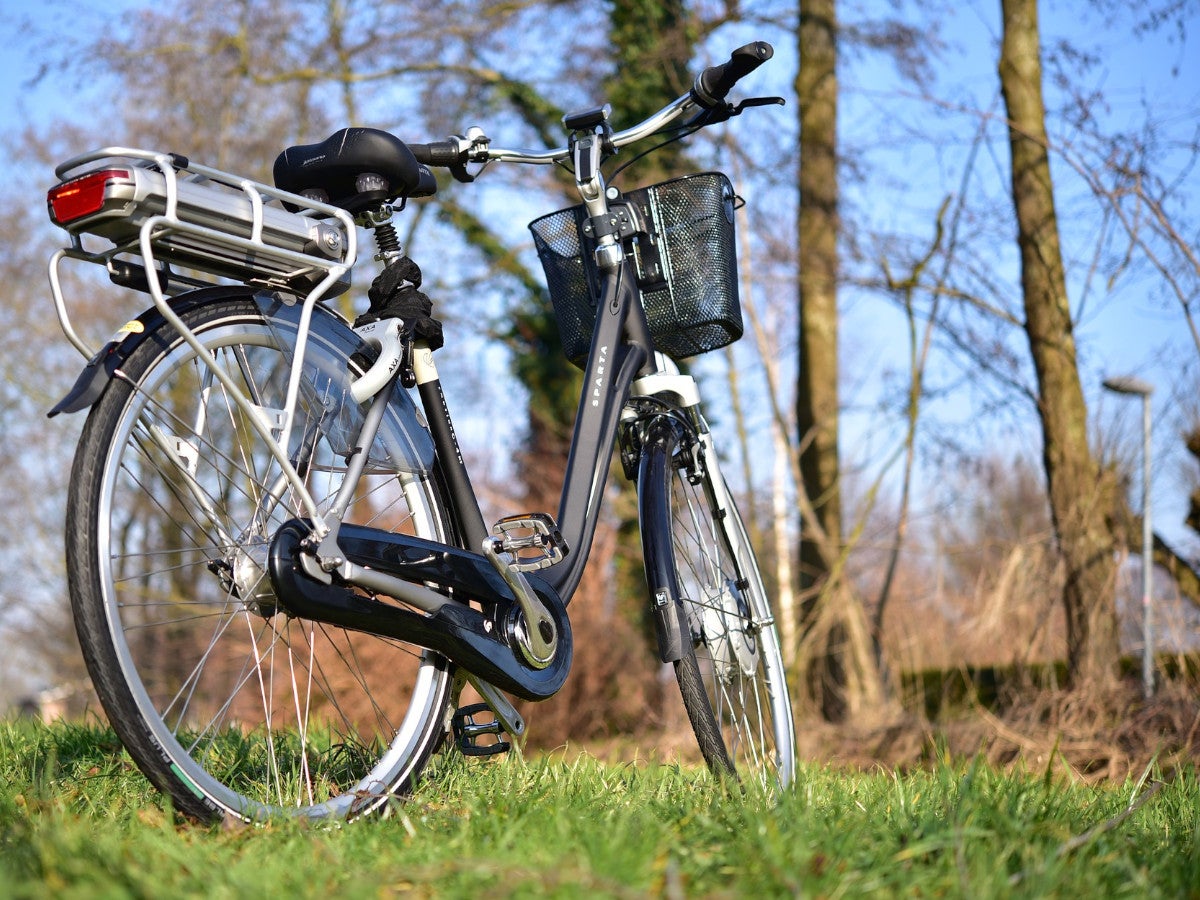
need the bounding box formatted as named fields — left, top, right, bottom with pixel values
left=2, top=0, right=1199, bottom=757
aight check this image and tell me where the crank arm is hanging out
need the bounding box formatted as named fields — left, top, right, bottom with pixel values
left=465, top=674, right=526, bottom=747
left=482, top=535, right=558, bottom=669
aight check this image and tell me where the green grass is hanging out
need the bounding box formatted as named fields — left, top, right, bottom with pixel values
left=1, top=718, right=1197, bottom=898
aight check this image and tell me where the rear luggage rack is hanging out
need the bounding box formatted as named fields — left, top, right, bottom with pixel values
left=48, top=147, right=357, bottom=358
left=48, top=147, right=357, bottom=292
left=47, top=148, right=362, bottom=533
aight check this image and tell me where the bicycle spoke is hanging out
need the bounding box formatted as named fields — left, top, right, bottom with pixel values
left=666, top=443, right=794, bottom=788
left=69, top=299, right=453, bottom=821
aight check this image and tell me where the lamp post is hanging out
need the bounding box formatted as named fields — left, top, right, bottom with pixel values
left=1103, top=375, right=1154, bottom=699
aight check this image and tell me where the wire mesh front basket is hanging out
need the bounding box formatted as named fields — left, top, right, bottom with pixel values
left=529, top=172, right=742, bottom=366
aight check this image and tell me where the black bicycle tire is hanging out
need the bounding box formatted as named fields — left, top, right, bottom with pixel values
left=673, top=641, right=737, bottom=776
left=652, top=426, right=795, bottom=787
left=66, top=294, right=457, bottom=822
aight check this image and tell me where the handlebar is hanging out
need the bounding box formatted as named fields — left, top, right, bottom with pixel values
left=408, top=40, right=775, bottom=171
left=692, top=41, right=774, bottom=108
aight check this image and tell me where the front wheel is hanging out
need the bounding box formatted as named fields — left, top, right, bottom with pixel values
left=645, top=421, right=796, bottom=789
left=65, top=292, right=456, bottom=822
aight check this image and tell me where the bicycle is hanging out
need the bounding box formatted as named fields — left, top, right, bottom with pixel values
left=45, top=40, right=795, bottom=822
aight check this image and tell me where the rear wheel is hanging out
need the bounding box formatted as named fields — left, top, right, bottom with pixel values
left=66, top=294, right=456, bottom=822
left=664, top=431, right=795, bottom=789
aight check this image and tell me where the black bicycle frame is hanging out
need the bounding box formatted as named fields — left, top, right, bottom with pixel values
left=547, top=262, right=654, bottom=602
left=420, top=249, right=655, bottom=607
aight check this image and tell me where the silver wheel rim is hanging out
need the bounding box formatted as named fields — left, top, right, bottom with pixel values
left=95, top=313, right=450, bottom=819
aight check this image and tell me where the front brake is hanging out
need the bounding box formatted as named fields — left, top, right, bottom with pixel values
left=684, top=95, right=786, bottom=129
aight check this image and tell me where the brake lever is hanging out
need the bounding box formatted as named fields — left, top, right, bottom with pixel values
left=449, top=127, right=491, bottom=183
left=737, top=95, right=787, bottom=112
left=683, top=95, right=785, bottom=129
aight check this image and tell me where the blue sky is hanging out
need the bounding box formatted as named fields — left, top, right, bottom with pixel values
left=2, top=0, right=1200, bottom=700
left=5, top=0, right=1200, bottom=546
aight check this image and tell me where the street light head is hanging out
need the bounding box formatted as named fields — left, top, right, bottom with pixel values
left=1103, top=375, right=1154, bottom=396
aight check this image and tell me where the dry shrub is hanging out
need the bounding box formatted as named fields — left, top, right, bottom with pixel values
left=794, top=672, right=1200, bottom=783
left=971, top=676, right=1200, bottom=781
left=879, top=537, right=1068, bottom=677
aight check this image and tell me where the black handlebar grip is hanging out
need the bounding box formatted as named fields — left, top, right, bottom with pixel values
left=409, top=141, right=465, bottom=167
left=693, top=41, right=774, bottom=108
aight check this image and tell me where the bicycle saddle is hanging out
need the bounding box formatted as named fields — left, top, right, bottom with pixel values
left=273, top=127, right=438, bottom=213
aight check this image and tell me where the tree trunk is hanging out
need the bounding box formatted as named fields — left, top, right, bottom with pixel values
left=797, top=0, right=840, bottom=593
left=797, top=0, right=881, bottom=719
left=998, top=0, right=1120, bottom=688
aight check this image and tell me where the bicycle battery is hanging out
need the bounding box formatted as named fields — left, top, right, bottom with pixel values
left=48, top=153, right=352, bottom=297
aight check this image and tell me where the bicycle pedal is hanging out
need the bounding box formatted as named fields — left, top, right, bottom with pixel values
left=489, top=513, right=568, bottom=572
left=451, top=703, right=512, bottom=757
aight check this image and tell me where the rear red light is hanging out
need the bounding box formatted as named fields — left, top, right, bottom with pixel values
left=47, top=168, right=133, bottom=226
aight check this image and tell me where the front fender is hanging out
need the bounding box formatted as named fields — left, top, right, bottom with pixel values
left=637, top=414, right=695, bottom=663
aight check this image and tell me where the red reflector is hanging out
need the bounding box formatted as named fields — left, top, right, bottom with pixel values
left=47, top=168, right=133, bottom=226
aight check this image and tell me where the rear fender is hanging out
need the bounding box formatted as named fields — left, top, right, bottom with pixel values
left=48, top=286, right=266, bottom=418
left=47, top=286, right=436, bottom=477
